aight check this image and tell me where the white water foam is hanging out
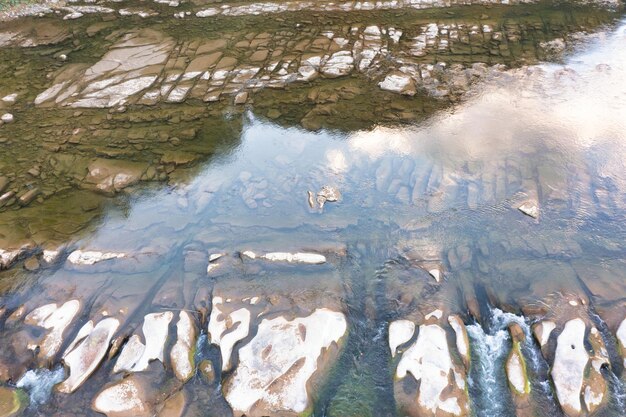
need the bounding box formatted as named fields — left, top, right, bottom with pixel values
left=16, top=366, right=66, bottom=405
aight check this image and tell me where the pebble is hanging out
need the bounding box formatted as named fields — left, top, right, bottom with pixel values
left=1, top=113, right=14, bottom=124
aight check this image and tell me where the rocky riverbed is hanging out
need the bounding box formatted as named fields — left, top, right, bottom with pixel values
left=0, top=0, right=626, bottom=415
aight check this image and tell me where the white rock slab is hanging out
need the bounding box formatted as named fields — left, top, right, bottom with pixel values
left=129, top=311, right=173, bottom=372
left=92, top=377, right=150, bottom=417
left=24, top=300, right=80, bottom=359
left=208, top=297, right=251, bottom=371
left=67, top=250, right=126, bottom=265
left=396, top=324, right=464, bottom=416
left=551, top=318, right=588, bottom=416
left=225, top=308, right=347, bottom=415
left=114, top=335, right=145, bottom=373
left=262, top=252, right=326, bottom=264
left=58, top=317, right=120, bottom=393
left=170, top=311, right=196, bottom=381
left=389, top=320, right=415, bottom=357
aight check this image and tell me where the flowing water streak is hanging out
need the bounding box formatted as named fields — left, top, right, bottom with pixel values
left=16, top=366, right=66, bottom=406
left=467, top=308, right=555, bottom=416
left=466, top=321, right=511, bottom=416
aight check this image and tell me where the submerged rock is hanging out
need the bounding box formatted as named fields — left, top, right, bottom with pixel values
left=0, top=113, right=13, bottom=124
left=224, top=308, right=347, bottom=416
left=0, top=386, right=25, bottom=417
left=24, top=300, right=81, bottom=360
left=58, top=317, right=120, bottom=393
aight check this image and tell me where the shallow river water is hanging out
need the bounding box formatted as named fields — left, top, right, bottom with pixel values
left=0, top=0, right=625, bottom=416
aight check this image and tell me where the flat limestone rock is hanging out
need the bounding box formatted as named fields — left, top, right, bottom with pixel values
left=208, top=297, right=250, bottom=371
left=115, top=312, right=174, bottom=373
left=170, top=311, right=196, bottom=382
left=58, top=317, right=120, bottom=393
left=396, top=324, right=468, bottom=417
left=224, top=308, right=347, bottom=416
left=24, top=300, right=80, bottom=360
left=551, top=319, right=588, bottom=416
left=389, top=320, right=415, bottom=358
left=92, top=375, right=152, bottom=417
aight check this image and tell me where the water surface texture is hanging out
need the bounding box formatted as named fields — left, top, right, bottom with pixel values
left=0, top=0, right=625, bottom=416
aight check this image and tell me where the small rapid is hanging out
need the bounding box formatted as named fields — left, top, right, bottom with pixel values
left=467, top=307, right=561, bottom=417
left=16, top=366, right=66, bottom=406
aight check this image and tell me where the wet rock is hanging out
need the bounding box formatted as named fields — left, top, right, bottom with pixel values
left=448, top=315, right=470, bottom=368
left=224, top=308, right=347, bottom=416
left=0, top=177, right=8, bottom=194
left=379, top=73, right=416, bottom=96
left=234, top=91, right=248, bottom=105
left=395, top=323, right=469, bottom=416
left=532, top=320, right=555, bottom=351
left=114, top=312, right=173, bottom=373
left=24, top=300, right=80, bottom=360
left=618, top=318, right=626, bottom=367
left=18, top=188, right=39, bottom=206
left=518, top=201, right=539, bottom=219
left=1, top=94, right=17, bottom=104
left=0, top=249, right=22, bottom=270
left=208, top=297, right=250, bottom=372
left=58, top=317, right=120, bottom=393
left=0, top=386, right=25, bottom=417
left=585, top=327, right=609, bottom=414
left=23, top=257, right=39, bottom=271
left=0, top=191, right=15, bottom=208
left=551, top=319, right=587, bottom=416
left=199, top=360, right=215, bottom=383
left=389, top=320, right=415, bottom=358
left=315, top=185, right=341, bottom=209
left=0, top=114, right=13, bottom=124
left=506, top=339, right=529, bottom=395
left=321, top=51, right=354, bottom=78
left=67, top=250, right=126, bottom=265
left=92, top=374, right=152, bottom=417
left=170, top=311, right=196, bottom=382
left=157, top=390, right=186, bottom=417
